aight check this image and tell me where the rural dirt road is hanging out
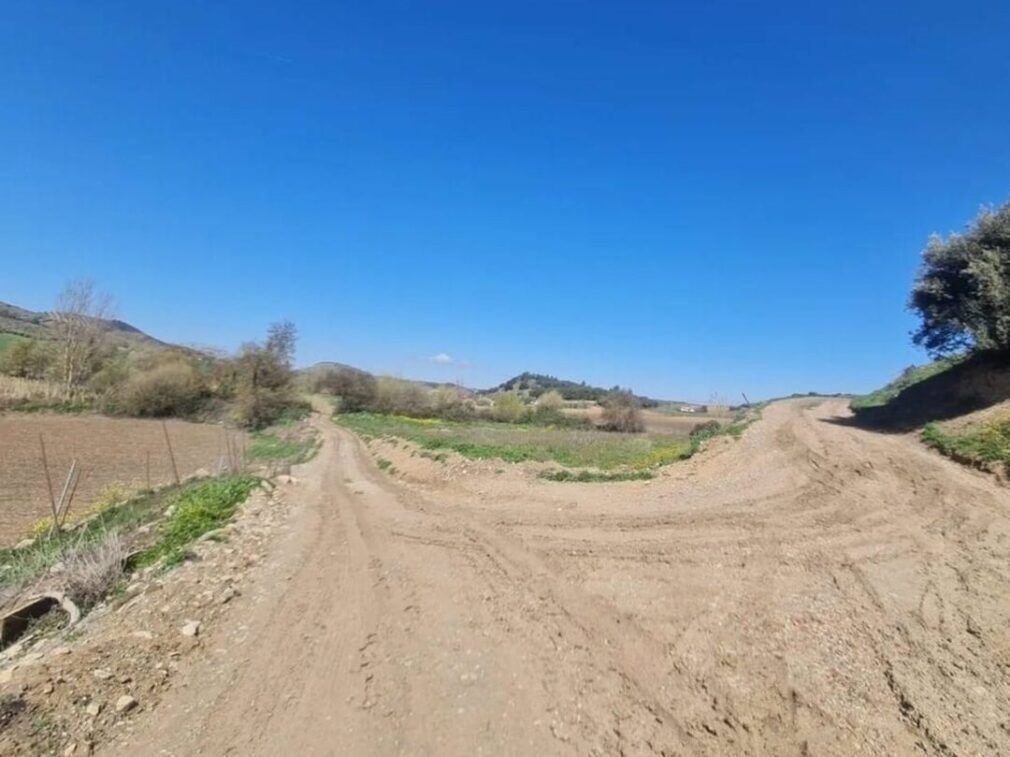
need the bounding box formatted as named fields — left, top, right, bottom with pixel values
left=105, top=399, right=1010, bottom=756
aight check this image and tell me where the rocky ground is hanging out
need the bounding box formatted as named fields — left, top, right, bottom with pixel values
left=0, top=480, right=294, bottom=755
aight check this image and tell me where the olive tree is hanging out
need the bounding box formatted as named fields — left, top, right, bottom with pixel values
left=910, top=203, right=1010, bottom=356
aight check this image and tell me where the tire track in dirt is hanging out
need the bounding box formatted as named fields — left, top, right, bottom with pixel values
left=104, top=399, right=1010, bottom=756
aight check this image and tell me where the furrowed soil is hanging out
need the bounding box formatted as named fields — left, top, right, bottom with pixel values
left=72, top=397, right=1010, bottom=756
left=0, top=414, right=242, bottom=545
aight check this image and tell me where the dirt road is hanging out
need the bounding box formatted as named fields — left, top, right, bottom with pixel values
left=106, top=399, right=1010, bottom=755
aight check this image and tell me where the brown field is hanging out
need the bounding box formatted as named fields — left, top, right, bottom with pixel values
left=564, top=405, right=736, bottom=435
left=0, top=413, right=244, bottom=545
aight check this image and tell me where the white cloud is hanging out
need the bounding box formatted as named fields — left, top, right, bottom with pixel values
left=428, top=352, right=455, bottom=365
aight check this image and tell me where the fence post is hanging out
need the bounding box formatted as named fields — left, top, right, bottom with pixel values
left=161, top=421, right=180, bottom=485
left=38, top=434, right=57, bottom=523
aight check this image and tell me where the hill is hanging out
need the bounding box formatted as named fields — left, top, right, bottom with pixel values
left=486, top=372, right=662, bottom=405
left=0, top=299, right=169, bottom=352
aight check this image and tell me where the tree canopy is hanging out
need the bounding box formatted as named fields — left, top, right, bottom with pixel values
left=911, top=203, right=1010, bottom=356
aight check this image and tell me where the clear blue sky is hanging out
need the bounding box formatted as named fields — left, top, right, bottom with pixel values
left=3, top=2, right=1009, bottom=401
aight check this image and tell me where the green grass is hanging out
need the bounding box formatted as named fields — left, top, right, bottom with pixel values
left=922, top=419, right=1010, bottom=470
left=0, top=475, right=258, bottom=598
left=0, top=333, right=26, bottom=354
left=0, top=399, right=92, bottom=414
left=540, top=469, right=655, bottom=482
left=336, top=412, right=692, bottom=470
left=246, top=427, right=318, bottom=464
left=1, top=492, right=165, bottom=594
left=852, top=356, right=964, bottom=410
left=139, top=475, right=259, bottom=567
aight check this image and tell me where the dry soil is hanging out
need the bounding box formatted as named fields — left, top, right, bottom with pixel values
left=92, top=398, right=1010, bottom=755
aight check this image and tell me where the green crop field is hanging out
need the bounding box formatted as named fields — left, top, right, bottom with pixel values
left=335, top=412, right=693, bottom=470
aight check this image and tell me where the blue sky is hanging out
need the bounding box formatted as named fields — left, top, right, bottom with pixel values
left=2, top=1, right=1008, bottom=401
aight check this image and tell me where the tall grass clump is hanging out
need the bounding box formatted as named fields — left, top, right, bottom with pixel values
left=60, top=531, right=128, bottom=610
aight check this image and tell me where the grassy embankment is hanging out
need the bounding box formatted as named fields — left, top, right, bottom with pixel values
left=0, top=475, right=258, bottom=613
left=852, top=353, right=1010, bottom=473
left=850, top=356, right=964, bottom=410
left=335, top=411, right=754, bottom=481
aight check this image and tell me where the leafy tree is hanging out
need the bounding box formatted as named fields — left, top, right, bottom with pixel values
left=233, top=321, right=299, bottom=428
left=316, top=367, right=378, bottom=412
left=910, top=203, right=1010, bottom=356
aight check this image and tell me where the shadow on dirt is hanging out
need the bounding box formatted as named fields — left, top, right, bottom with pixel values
left=827, top=352, right=1010, bottom=433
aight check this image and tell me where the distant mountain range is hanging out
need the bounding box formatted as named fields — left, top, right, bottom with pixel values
left=0, top=300, right=167, bottom=349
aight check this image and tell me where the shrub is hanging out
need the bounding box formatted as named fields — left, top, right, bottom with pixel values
left=0, top=338, right=53, bottom=379
left=316, top=367, right=378, bottom=412
left=233, top=386, right=293, bottom=429
left=429, top=386, right=473, bottom=420
left=536, top=390, right=565, bottom=413
left=491, top=391, right=529, bottom=423
left=61, top=531, right=127, bottom=610
left=690, top=420, right=722, bottom=440
left=600, top=390, right=644, bottom=432
left=372, top=377, right=430, bottom=416
left=120, top=362, right=206, bottom=417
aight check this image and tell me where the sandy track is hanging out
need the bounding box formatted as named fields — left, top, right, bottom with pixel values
left=105, top=399, right=1010, bottom=755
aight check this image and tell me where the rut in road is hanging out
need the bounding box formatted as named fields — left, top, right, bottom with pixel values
left=105, top=399, right=1010, bottom=756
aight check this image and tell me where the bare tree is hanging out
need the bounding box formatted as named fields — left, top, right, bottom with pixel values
left=265, top=320, right=297, bottom=369
left=52, top=279, right=114, bottom=397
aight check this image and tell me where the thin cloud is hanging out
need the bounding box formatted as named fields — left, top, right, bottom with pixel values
left=428, top=352, right=455, bottom=365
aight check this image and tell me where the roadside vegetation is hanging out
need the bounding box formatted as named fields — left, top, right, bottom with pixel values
left=335, top=405, right=753, bottom=477
left=0, top=280, right=306, bottom=429
left=335, top=412, right=690, bottom=470
left=0, top=474, right=258, bottom=614
left=851, top=356, right=964, bottom=411
left=539, top=469, right=655, bottom=482
left=246, top=417, right=320, bottom=466
left=315, top=359, right=757, bottom=479
left=921, top=419, right=1010, bottom=473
